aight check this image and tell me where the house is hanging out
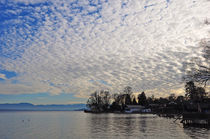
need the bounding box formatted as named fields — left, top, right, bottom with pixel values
left=125, top=105, right=145, bottom=113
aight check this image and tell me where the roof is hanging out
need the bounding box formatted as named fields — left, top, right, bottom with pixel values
left=126, top=105, right=145, bottom=109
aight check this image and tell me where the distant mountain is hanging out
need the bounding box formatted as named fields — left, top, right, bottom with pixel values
left=0, top=103, right=86, bottom=111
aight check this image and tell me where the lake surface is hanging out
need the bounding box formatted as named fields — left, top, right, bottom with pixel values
left=0, top=111, right=209, bottom=139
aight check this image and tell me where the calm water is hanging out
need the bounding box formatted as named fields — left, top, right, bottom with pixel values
left=0, top=111, right=209, bottom=139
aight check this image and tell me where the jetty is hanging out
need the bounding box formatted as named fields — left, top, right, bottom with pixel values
left=181, top=112, right=210, bottom=128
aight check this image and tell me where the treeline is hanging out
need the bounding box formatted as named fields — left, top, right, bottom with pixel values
left=86, top=82, right=209, bottom=113
left=86, top=86, right=150, bottom=112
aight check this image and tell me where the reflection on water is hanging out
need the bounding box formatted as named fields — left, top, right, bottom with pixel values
left=0, top=111, right=209, bottom=139
left=183, top=127, right=210, bottom=139
left=87, top=114, right=186, bottom=139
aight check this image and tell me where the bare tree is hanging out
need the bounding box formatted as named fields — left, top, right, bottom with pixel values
left=86, top=91, right=100, bottom=111
left=99, top=90, right=111, bottom=108
left=122, top=86, right=133, bottom=105
left=185, top=81, right=207, bottom=102
left=86, top=90, right=111, bottom=112
left=183, top=39, right=210, bottom=86
left=123, top=86, right=132, bottom=94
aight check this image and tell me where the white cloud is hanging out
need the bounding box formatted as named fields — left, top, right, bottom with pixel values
left=0, top=74, right=6, bottom=80
left=0, top=80, right=62, bottom=95
left=0, top=0, right=210, bottom=97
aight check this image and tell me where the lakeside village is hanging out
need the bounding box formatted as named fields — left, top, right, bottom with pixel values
left=85, top=82, right=210, bottom=128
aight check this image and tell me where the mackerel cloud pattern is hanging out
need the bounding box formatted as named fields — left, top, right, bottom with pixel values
left=0, top=0, right=209, bottom=97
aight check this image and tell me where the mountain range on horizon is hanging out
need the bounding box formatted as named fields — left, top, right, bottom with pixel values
left=0, top=103, right=86, bottom=111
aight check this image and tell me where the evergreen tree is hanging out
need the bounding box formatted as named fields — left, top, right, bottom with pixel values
left=132, top=98, right=138, bottom=105
left=138, top=92, right=147, bottom=106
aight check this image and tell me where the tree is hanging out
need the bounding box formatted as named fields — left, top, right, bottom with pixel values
left=112, top=93, right=126, bottom=105
left=176, top=95, right=184, bottom=104
left=125, top=94, right=132, bottom=105
left=138, top=92, right=147, bottom=106
left=185, top=81, right=197, bottom=101
left=121, top=86, right=133, bottom=105
left=112, top=93, right=121, bottom=105
left=147, top=97, right=154, bottom=104
left=168, top=93, right=176, bottom=102
left=196, top=87, right=207, bottom=101
left=185, top=81, right=207, bottom=102
left=86, top=91, right=100, bottom=111
left=86, top=90, right=111, bottom=112
left=132, top=98, right=138, bottom=105
left=123, top=86, right=132, bottom=94
left=158, top=97, right=169, bottom=105
left=110, top=93, right=124, bottom=111
left=100, top=90, right=111, bottom=105
left=183, top=39, right=210, bottom=86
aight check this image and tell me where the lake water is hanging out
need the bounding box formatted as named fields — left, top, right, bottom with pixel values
left=0, top=111, right=209, bottom=139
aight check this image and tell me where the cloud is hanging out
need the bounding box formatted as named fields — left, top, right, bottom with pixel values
left=0, top=74, right=6, bottom=80
left=0, top=0, right=210, bottom=97
left=66, top=101, right=85, bottom=104
left=0, top=80, right=62, bottom=95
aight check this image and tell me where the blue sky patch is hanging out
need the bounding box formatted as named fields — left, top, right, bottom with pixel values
left=89, top=79, right=112, bottom=86
left=98, top=80, right=112, bottom=86
left=0, top=70, right=17, bottom=79
left=0, top=1, right=52, bottom=60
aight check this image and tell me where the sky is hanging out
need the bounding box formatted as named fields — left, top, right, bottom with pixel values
left=0, top=0, right=209, bottom=104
